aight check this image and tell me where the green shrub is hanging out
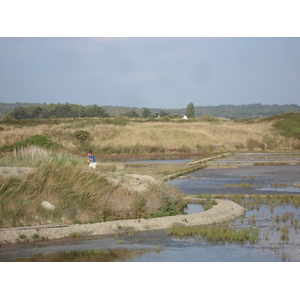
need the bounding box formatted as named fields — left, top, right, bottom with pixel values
left=72, top=219, right=82, bottom=224
left=73, top=130, right=90, bottom=143
left=25, top=135, right=58, bottom=149
left=154, top=198, right=186, bottom=217
left=0, top=134, right=59, bottom=153
left=203, top=200, right=218, bottom=211
left=290, top=127, right=300, bottom=139
left=32, top=233, right=39, bottom=239
left=272, top=113, right=300, bottom=136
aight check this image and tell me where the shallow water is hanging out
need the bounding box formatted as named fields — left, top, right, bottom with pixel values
left=1, top=153, right=300, bottom=262
left=168, top=164, right=300, bottom=195
left=124, top=159, right=193, bottom=164
left=184, top=203, right=204, bottom=214
left=2, top=201, right=299, bottom=262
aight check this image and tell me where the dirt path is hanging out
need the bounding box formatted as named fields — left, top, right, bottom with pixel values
left=0, top=199, right=245, bottom=244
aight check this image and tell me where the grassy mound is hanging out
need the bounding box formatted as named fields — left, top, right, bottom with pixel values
left=0, top=149, right=185, bottom=228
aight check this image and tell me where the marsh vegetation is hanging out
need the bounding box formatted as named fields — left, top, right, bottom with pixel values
left=0, top=146, right=185, bottom=228
left=1, top=113, right=300, bottom=253
left=1, top=113, right=299, bottom=157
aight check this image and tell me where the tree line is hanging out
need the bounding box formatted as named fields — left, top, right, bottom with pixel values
left=1, top=101, right=300, bottom=120
left=103, top=103, right=300, bottom=119
left=4, top=103, right=109, bottom=119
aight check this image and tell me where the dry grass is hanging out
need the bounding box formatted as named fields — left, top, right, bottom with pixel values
left=0, top=117, right=297, bottom=229
left=0, top=158, right=184, bottom=227
left=1, top=118, right=296, bottom=156
left=84, top=120, right=296, bottom=153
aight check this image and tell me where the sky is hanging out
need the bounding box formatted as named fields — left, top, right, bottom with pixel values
left=1, top=2, right=300, bottom=109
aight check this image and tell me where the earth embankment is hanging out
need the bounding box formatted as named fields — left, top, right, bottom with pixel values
left=0, top=199, right=245, bottom=243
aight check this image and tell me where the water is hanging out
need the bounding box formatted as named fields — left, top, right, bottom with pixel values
left=124, top=159, right=193, bottom=164
left=129, top=202, right=300, bottom=262
left=184, top=203, right=204, bottom=214
left=2, top=200, right=300, bottom=262
left=1, top=153, right=300, bottom=261
left=168, top=164, right=300, bottom=195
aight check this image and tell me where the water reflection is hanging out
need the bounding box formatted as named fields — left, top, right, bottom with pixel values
left=184, top=204, right=204, bottom=214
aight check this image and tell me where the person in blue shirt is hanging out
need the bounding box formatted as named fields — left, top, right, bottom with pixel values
left=88, top=150, right=97, bottom=170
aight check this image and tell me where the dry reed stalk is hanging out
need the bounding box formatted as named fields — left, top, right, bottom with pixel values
left=0, top=119, right=296, bottom=154
left=89, top=121, right=283, bottom=152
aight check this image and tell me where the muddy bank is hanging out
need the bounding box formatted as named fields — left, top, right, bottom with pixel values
left=0, top=200, right=245, bottom=244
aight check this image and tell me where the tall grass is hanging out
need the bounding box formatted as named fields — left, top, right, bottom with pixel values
left=0, top=118, right=298, bottom=156
left=0, top=146, right=79, bottom=167
left=0, top=151, right=184, bottom=227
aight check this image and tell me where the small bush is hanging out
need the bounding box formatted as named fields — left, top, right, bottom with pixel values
left=273, top=113, right=300, bottom=136
left=203, top=200, right=218, bottom=211
left=0, top=134, right=59, bottom=153
left=72, top=219, right=82, bottom=224
left=246, top=139, right=260, bottom=150
left=290, top=127, right=300, bottom=139
left=201, top=114, right=218, bottom=122
left=73, top=130, right=90, bottom=143
left=32, top=233, right=39, bottom=240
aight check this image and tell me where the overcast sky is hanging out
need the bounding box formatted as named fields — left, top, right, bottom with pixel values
left=1, top=3, right=300, bottom=109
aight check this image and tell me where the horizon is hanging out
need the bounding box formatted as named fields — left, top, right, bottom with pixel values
left=1, top=101, right=300, bottom=111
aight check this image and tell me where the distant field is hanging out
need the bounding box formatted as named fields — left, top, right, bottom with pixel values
left=0, top=115, right=299, bottom=156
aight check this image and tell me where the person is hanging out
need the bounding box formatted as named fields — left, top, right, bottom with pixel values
left=88, top=150, right=97, bottom=170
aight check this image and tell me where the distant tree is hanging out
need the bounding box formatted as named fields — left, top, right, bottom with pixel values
left=159, top=111, right=169, bottom=117
left=85, top=105, right=109, bottom=118
left=5, top=103, right=109, bottom=119
left=122, top=110, right=140, bottom=117
left=142, top=108, right=151, bottom=118
left=186, top=102, right=195, bottom=118
left=8, top=107, right=28, bottom=119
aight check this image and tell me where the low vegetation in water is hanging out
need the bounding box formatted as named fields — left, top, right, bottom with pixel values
left=168, top=225, right=259, bottom=244
left=223, top=182, right=260, bottom=188
left=13, top=249, right=151, bottom=262
left=203, top=200, right=218, bottom=211
left=195, top=194, right=300, bottom=210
